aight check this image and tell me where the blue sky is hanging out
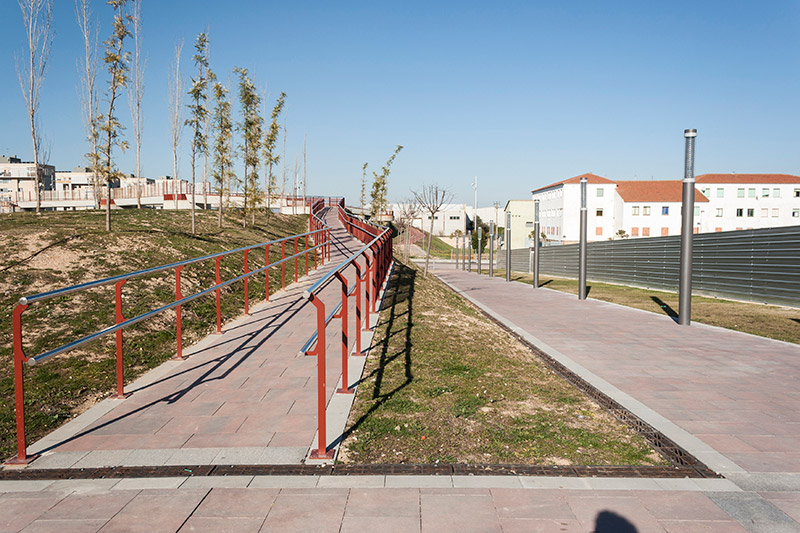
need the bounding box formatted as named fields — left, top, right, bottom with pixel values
left=1, top=1, right=799, bottom=207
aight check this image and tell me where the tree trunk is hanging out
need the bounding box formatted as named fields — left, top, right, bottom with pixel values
left=424, top=217, right=435, bottom=276
left=191, top=144, right=196, bottom=234
left=105, top=181, right=111, bottom=232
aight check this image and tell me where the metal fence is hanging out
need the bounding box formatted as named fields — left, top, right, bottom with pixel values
left=497, top=225, right=800, bottom=307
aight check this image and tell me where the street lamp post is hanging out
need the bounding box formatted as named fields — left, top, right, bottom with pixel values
left=489, top=221, right=495, bottom=277
left=505, top=211, right=512, bottom=282
left=533, top=199, right=540, bottom=289
left=578, top=177, right=588, bottom=300
left=679, top=129, right=697, bottom=325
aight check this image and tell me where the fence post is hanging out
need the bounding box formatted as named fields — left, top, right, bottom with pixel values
left=175, top=266, right=185, bottom=359
left=467, top=231, right=472, bottom=272
left=304, top=235, right=309, bottom=277
left=8, top=304, right=35, bottom=464
left=334, top=272, right=353, bottom=394
left=243, top=249, right=250, bottom=315
left=477, top=226, right=482, bottom=274
left=214, top=257, right=223, bottom=331
left=489, top=221, right=495, bottom=277
left=679, top=129, right=697, bottom=325
left=294, top=237, right=300, bottom=282
left=307, top=294, right=334, bottom=459
left=281, top=241, right=286, bottom=289
left=364, top=252, right=373, bottom=329
left=264, top=245, right=270, bottom=301
left=114, top=280, right=130, bottom=398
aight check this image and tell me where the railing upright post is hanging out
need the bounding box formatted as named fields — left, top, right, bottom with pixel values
left=175, top=265, right=185, bottom=360
left=335, top=272, right=353, bottom=394
left=353, top=259, right=364, bottom=355
left=8, top=304, right=34, bottom=465
left=371, top=244, right=378, bottom=313
left=304, top=235, right=309, bottom=276
left=308, top=294, right=334, bottom=459
left=281, top=241, right=286, bottom=290
left=264, top=245, right=271, bottom=301
left=114, top=280, right=130, bottom=399
left=294, top=237, right=300, bottom=282
left=243, top=249, right=250, bottom=315
left=215, top=257, right=222, bottom=331
left=363, top=252, right=373, bottom=330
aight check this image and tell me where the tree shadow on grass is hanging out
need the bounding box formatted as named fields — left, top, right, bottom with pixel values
left=651, top=296, right=679, bottom=323
left=333, top=261, right=415, bottom=449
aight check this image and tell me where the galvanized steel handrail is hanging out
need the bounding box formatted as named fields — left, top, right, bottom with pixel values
left=8, top=197, right=337, bottom=465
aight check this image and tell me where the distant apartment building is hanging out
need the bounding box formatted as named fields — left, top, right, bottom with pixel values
left=531, top=172, right=800, bottom=243
left=502, top=200, right=536, bottom=249
left=0, top=155, right=55, bottom=207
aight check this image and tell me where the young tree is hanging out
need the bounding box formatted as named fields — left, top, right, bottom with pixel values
left=127, top=0, right=145, bottom=208
left=168, top=38, right=184, bottom=209
left=471, top=216, right=490, bottom=253
left=185, top=32, right=212, bottom=234
left=17, top=0, right=53, bottom=214
left=96, top=0, right=131, bottom=232
left=234, top=67, right=263, bottom=227
left=413, top=184, right=452, bottom=276
left=395, top=198, right=419, bottom=262
left=302, top=134, right=307, bottom=210
left=262, top=92, right=286, bottom=222
left=370, top=145, right=403, bottom=218
left=211, top=80, right=233, bottom=229
left=75, top=0, right=101, bottom=208
left=360, top=162, right=367, bottom=212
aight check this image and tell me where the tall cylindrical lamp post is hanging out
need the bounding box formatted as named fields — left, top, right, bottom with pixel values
left=461, top=232, right=466, bottom=270
left=489, top=221, right=495, bottom=277
left=679, top=129, right=697, bottom=326
left=533, top=199, right=540, bottom=289
left=505, top=211, right=512, bottom=282
left=477, top=226, right=482, bottom=274
left=467, top=231, right=472, bottom=272
left=578, top=177, right=588, bottom=300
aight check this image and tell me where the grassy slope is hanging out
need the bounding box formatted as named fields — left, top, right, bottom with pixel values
left=340, top=259, right=666, bottom=465
left=0, top=209, right=310, bottom=459
left=492, top=270, right=800, bottom=345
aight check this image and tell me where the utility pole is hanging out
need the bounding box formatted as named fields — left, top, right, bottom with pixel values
left=679, top=129, right=697, bottom=325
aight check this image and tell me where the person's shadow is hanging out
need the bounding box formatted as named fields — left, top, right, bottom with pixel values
left=594, top=510, right=638, bottom=532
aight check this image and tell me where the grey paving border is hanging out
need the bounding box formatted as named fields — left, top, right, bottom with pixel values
left=433, top=273, right=746, bottom=477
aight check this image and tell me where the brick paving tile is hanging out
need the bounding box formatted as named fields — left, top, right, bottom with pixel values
left=20, top=518, right=109, bottom=532
left=40, top=490, right=138, bottom=520
left=179, top=517, right=264, bottom=533
left=761, top=492, right=800, bottom=523
left=490, top=488, right=575, bottom=520
left=191, top=487, right=278, bottom=518
left=260, top=492, right=348, bottom=532
left=498, top=518, right=584, bottom=533
left=636, top=491, right=732, bottom=521
left=340, top=516, right=420, bottom=533
left=344, top=488, right=419, bottom=517
left=565, top=495, right=664, bottom=532
left=0, top=492, right=65, bottom=531
left=99, top=489, right=208, bottom=533
left=420, top=492, right=502, bottom=532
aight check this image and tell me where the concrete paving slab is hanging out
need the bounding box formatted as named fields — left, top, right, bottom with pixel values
left=111, top=477, right=188, bottom=490
left=248, top=475, right=319, bottom=488
left=452, top=475, right=523, bottom=489
left=707, top=491, right=800, bottom=532
left=180, top=475, right=254, bottom=489
left=384, top=475, right=454, bottom=488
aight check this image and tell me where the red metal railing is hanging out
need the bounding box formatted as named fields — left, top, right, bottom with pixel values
left=7, top=200, right=335, bottom=464
left=300, top=203, right=393, bottom=459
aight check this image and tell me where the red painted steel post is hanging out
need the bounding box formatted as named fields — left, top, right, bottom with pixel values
left=371, top=244, right=378, bottom=313
left=9, top=304, right=34, bottom=464
left=313, top=233, right=318, bottom=270
left=335, top=272, right=353, bottom=394
left=265, top=245, right=271, bottom=301
left=304, top=235, right=309, bottom=276
left=327, top=229, right=331, bottom=261
left=294, top=237, right=299, bottom=283
left=363, top=252, right=372, bottom=330
left=175, top=266, right=185, bottom=360
left=215, top=257, right=222, bottom=333
left=281, top=241, right=286, bottom=290
left=243, top=249, right=250, bottom=315
left=114, top=279, right=130, bottom=398
left=352, top=259, right=364, bottom=355
left=308, top=295, right=335, bottom=459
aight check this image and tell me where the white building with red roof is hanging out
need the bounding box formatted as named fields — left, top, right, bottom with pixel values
left=530, top=173, right=800, bottom=243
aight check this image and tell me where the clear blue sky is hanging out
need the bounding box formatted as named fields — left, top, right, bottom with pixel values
left=1, top=1, right=799, bottom=207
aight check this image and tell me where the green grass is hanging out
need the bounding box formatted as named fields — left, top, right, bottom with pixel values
left=0, top=208, right=311, bottom=459
left=339, top=258, right=667, bottom=466
left=489, top=270, right=800, bottom=345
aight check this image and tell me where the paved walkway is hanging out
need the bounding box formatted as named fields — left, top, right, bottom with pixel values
left=3, top=255, right=800, bottom=531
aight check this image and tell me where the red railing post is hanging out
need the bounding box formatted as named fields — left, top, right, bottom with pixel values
left=327, top=229, right=331, bottom=261
left=215, top=257, right=222, bottom=333
left=243, top=249, right=250, bottom=315
left=314, top=232, right=319, bottom=269
left=8, top=304, right=35, bottom=464
left=370, top=243, right=378, bottom=313
left=304, top=235, right=309, bottom=276
left=265, top=244, right=271, bottom=301
left=294, top=237, right=299, bottom=283
left=353, top=259, right=364, bottom=355
left=175, top=265, right=185, bottom=360
left=307, top=294, right=334, bottom=459
left=363, top=252, right=372, bottom=330
left=114, top=279, right=130, bottom=399
left=334, top=272, right=353, bottom=394
left=281, top=241, right=286, bottom=290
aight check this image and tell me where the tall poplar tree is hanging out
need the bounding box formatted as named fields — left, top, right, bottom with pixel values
left=263, top=92, right=286, bottom=222
left=127, top=0, right=144, bottom=208
left=75, top=0, right=100, bottom=208
left=96, top=0, right=131, bottom=232
left=234, top=67, right=262, bottom=227
left=185, top=32, right=211, bottom=234
left=211, top=80, right=233, bottom=229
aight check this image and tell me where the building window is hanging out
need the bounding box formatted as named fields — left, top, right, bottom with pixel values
left=632, top=206, right=640, bottom=216
left=694, top=206, right=700, bottom=216
left=525, top=221, right=533, bottom=228
left=595, top=227, right=603, bottom=236
left=661, top=206, right=669, bottom=215
left=449, top=216, right=460, bottom=220
left=597, top=188, right=604, bottom=197
left=715, top=227, right=722, bottom=232
left=643, top=206, right=651, bottom=216
left=642, top=227, right=650, bottom=236
left=762, top=188, right=770, bottom=197
left=716, top=208, right=723, bottom=217
left=596, top=208, right=603, bottom=216
left=702, top=188, right=710, bottom=197
left=793, top=209, right=799, bottom=218
left=773, top=188, right=781, bottom=198
left=749, top=188, right=756, bottom=198
left=747, top=208, right=754, bottom=217
left=736, top=208, right=743, bottom=217
left=660, top=227, right=668, bottom=236
left=772, top=208, right=779, bottom=217
left=716, top=188, right=724, bottom=198
left=631, top=227, right=639, bottom=236
left=761, top=208, right=769, bottom=217
left=795, top=189, right=800, bottom=198
left=737, top=188, right=745, bottom=198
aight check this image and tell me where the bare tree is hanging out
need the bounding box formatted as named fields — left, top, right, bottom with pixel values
left=127, top=0, right=145, bottom=208
left=16, top=0, right=53, bottom=214
left=395, top=198, right=419, bottom=263
left=302, top=134, right=307, bottom=211
left=360, top=163, right=367, bottom=212
left=168, top=38, right=184, bottom=209
left=186, top=32, right=212, bottom=234
left=75, top=0, right=100, bottom=208
left=413, top=184, right=453, bottom=276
